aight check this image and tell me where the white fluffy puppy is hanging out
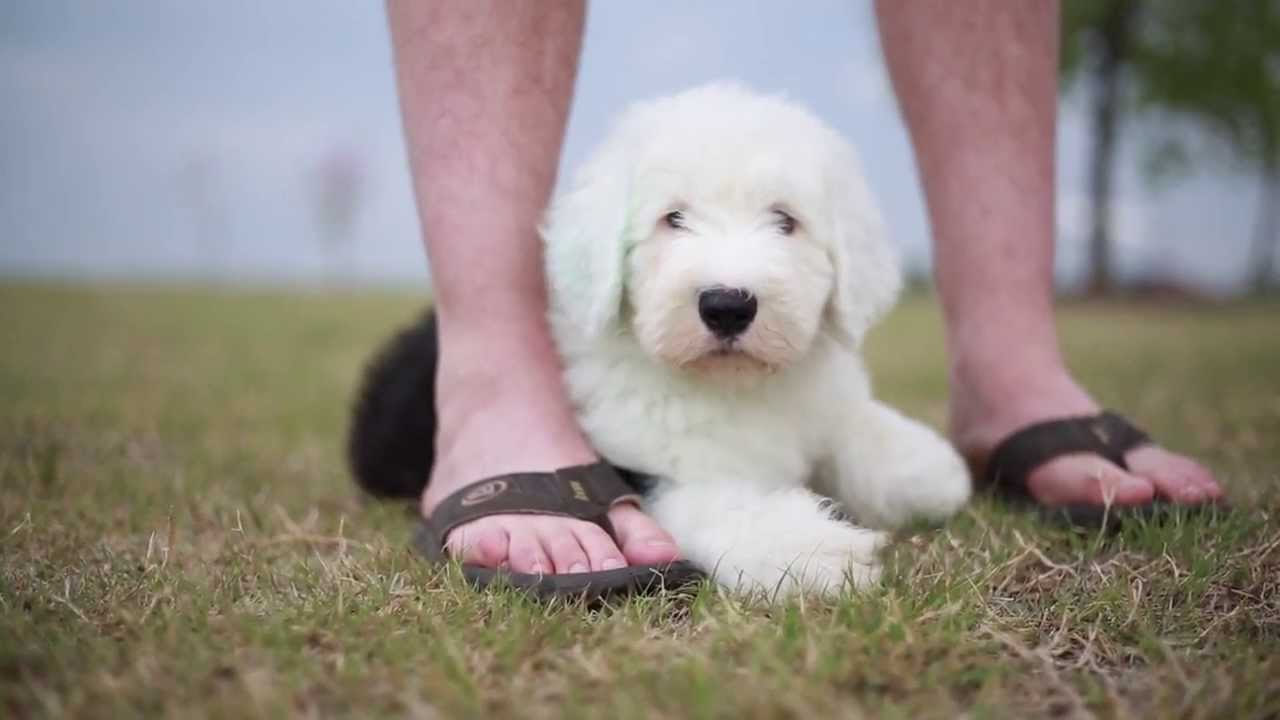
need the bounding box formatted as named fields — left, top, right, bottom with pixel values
left=542, top=83, right=970, bottom=597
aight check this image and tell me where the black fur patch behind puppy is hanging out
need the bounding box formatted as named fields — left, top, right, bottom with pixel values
left=349, top=311, right=656, bottom=501
left=347, top=311, right=438, bottom=499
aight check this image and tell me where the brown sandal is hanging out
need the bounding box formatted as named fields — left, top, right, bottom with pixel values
left=981, top=411, right=1227, bottom=529
left=415, top=462, right=705, bottom=600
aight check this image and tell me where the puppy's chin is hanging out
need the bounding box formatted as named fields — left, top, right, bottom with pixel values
left=682, top=347, right=776, bottom=376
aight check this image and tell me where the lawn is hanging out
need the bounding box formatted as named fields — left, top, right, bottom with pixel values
left=1, top=282, right=1277, bottom=719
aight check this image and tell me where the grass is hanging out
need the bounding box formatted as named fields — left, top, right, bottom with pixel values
left=1, top=282, right=1277, bottom=719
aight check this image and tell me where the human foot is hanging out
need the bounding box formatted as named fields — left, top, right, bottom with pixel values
left=950, top=368, right=1223, bottom=508
left=424, top=343, right=680, bottom=574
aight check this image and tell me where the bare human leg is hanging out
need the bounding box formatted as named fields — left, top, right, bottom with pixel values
left=386, top=0, right=679, bottom=573
left=874, top=0, right=1222, bottom=507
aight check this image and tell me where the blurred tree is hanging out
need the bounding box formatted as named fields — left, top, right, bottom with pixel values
left=1062, top=1, right=1280, bottom=294
left=1137, top=1, right=1280, bottom=292
left=1061, top=0, right=1142, bottom=295
left=311, top=146, right=366, bottom=282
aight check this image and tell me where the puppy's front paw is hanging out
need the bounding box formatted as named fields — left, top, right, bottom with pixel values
left=720, top=521, right=887, bottom=598
left=849, top=430, right=972, bottom=528
left=647, top=483, right=888, bottom=600
left=898, top=436, right=971, bottom=521
left=777, top=523, right=886, bottom=596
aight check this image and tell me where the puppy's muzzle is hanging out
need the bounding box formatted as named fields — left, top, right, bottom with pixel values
left=698, top=287, right=757, bottom=339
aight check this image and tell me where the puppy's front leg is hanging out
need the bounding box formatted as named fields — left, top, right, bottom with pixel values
left=827, top=401, right=972, bottom=529
left=643, top=481, right=885, bottom=598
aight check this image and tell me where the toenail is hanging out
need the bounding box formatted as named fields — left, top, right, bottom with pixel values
left=568, top=562, right=588, bottom=574
left=601, top=558, right=625, bottom=570
left=529, top=560, right=544, bottom=574
left=645, top=539, right=675, bottom=549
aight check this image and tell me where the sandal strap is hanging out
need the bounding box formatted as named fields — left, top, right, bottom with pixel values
left=418, top=462, right=642, bottom=560
left=982, top=411, right=1151, bottom=499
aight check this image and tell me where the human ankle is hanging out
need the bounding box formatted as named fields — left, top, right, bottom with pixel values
left=427, top=355, right=597, bottom=507
left=947, top=349, right=1097, bottom=449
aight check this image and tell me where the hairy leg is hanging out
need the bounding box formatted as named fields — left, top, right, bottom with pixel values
left=387, top=0, right=678, bottom=572
left=875, top=0, right=1221, bottom=506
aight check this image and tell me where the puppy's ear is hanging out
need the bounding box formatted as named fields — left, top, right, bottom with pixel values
left=541, top=151, right=631, bottom=341
left=826, top=149, right=902, bottom=348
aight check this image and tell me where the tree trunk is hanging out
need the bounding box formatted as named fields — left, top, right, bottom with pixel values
left=1249, top=167, right=1280, bottom=293
left=1085, top=2, right=1139, bottom=296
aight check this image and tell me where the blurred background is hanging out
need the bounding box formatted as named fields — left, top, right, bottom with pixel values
left=2, top=1, right=1277, bottom=297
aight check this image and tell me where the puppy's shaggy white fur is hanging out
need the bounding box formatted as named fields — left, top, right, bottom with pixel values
left=542, top=83, right=970, bottom=597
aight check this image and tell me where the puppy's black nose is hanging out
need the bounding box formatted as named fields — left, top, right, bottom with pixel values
left=698, top=287, right=757, bottom=338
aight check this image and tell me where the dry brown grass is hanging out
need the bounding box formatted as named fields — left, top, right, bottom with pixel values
left=1, top=283, right=1277, bottom=718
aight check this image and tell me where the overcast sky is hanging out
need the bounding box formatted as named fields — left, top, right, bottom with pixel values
left=0, top=1, right=1266, bottom=293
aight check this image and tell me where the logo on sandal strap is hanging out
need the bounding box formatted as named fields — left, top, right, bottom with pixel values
left=1090, top=421, right=1112, bottom=445
left=460, top=479, right=509, bottom=506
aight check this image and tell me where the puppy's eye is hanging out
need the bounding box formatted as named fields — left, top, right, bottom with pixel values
left=663, top=210, right=687, bottom=230
left=773, top=210, right=797, bottom=236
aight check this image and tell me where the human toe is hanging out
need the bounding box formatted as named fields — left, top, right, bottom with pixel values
left=1025, top=455, right=1155, bottom=507
left=444, top=517, right=510, bottom=567
left=571, top=521, right=628, bottom=571
left=607, top=503, right=680, bottom=566
left=539, top=520, right=595, bottom=574
left=506, top=528, right=552, bottom=575
left=1127, top=446, right=1223, bottom=503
